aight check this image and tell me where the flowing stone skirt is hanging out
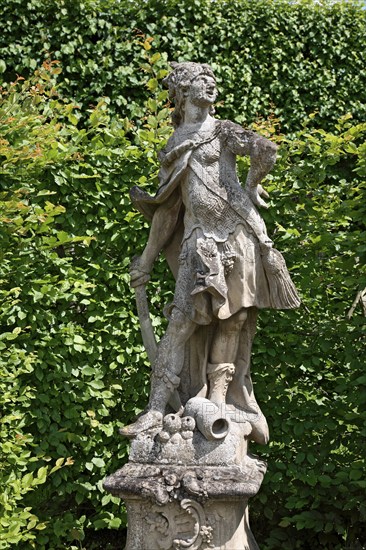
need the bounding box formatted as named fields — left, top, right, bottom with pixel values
left=172, top=223, right=271, bottom=325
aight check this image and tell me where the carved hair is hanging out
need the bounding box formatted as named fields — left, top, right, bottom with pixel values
left=163, top=62, right=216, bottom=127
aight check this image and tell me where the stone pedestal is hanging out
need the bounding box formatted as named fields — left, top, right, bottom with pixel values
left=104, top=405, right=266, bottom=550
left=104, top=462, right=264, bottom=550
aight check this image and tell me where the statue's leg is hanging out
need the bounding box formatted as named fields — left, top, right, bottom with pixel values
left=207, top=309, right=248, bottom=405
left=222, top=308, right=269, bottom=445
left=149, top=307, right=197, bottom=411
left=120, top=308, right=196, bottom=437
left=209, top=309, right=248, bottom=364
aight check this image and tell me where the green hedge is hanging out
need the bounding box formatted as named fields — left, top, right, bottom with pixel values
left=1, top=0, right=366, bottom=130
left=1, top=3, right=366, bottom=549
left=249, top=114, right=366, bottom=549
left=0, top=53, right=175, bottom=549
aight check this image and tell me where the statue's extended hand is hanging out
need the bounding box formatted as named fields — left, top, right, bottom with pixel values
left=246, top=184, right=270, bottom=209
left=129, top=256, right=150, bottom=288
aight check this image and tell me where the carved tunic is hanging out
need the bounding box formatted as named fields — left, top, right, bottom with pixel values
left=131, top=119, right=300, bottom=325
left=182, top=135, right=239, bottom=243
left=172, top=121, right=272, bottom=323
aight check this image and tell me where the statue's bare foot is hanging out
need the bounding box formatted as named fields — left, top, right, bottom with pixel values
left=119, top=410, right=163, bottom=438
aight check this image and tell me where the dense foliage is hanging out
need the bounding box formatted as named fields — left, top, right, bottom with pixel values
left=0, top=56, right=171, bottom=549
left=0, top=0, right=366, bottom=130
left=249, top=114, right=366, bottom=549
left=0, top=1, right=365, bottom=549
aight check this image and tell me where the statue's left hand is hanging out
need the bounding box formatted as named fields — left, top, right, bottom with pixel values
left=246, top=184, right=270, bottom=209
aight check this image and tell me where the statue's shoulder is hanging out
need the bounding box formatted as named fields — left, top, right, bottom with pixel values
left=219, top=119, right=255, bottom=140
left=218, top=120, right=256, bottom=154
left=219, top=119, right=242, bottom=133
left=163, top=131, right=179, bottom=151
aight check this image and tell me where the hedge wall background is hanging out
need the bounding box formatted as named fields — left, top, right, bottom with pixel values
left=0, top=1, right=365, bottom=549
left=1, top=0, right=366, bottom=130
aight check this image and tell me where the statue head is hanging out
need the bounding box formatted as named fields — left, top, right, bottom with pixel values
left=163, top=62, right=217, bottom=127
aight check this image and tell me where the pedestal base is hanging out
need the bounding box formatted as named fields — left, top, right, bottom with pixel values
left=123, top=496, right=257, bottom=550
left=104, top=461, right=265, bottom=550
left=104, top=405, right=266, bottom=549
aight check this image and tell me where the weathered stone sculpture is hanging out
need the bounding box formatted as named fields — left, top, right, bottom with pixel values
left=104, top=62, right=300, bottom=549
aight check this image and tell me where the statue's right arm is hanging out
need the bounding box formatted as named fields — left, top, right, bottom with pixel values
left=130, top=193, right=181, bottom=288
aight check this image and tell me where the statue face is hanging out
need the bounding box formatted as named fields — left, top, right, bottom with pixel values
left=187, top=74, right=218, bottom=107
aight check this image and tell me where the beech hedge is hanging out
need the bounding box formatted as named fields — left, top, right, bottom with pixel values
left=0, top=2, right=366, bottom=549
left=0, top=0, right=366, bottom=130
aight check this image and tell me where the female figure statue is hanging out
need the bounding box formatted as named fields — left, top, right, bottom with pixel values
left=121, top=62, right=300, bottom=443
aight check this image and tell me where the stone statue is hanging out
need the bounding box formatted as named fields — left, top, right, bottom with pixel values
left=104, top=62, right=300, bottom=550
left=121, top=61, right=299, bottom=441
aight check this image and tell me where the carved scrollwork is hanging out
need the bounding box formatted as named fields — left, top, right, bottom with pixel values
left=146, top=499, right=213, bottom=550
